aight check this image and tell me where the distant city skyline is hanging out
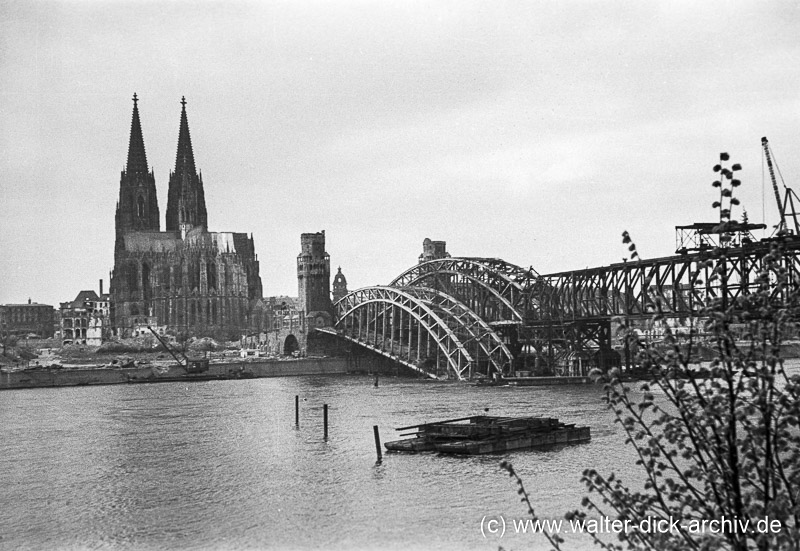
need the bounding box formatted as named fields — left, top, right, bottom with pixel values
left=2, top=1, right=800, bottom=307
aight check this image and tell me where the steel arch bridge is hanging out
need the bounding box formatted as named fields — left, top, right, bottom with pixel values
left=331, top=258, right=529, bottom=379
left=389, top=257, right=539, bottom=324
left=326, top=241, right=800, bottom=379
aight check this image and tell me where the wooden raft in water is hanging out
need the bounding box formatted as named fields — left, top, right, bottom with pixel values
left=384, top=415, right=590, bottom=455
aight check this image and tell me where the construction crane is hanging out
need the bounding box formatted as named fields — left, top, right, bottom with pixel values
left=762, top=136, right=800, bottom=235
left=148, top=326, right=209, bottom=373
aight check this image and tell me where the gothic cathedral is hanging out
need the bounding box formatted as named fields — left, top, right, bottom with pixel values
left=110, top=95, right=263, bottom=337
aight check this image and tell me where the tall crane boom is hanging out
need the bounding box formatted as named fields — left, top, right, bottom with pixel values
left=147, top=326, right=209, bottom=373
left=148, top=326, right=187, bottom=366
left=761, top=136, right=800, bottom=235
left=762, top=136, right=785, bottom=232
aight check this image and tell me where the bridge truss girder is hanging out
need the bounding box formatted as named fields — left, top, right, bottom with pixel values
left=390, top=257, right=538, bottom=324
left=521, top=241, right=800, bottom=372
left=528, top=242, right=800, bottom=322
left=334, top=286, right=513, bottom=380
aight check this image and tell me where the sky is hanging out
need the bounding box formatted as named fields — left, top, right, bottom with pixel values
left=2, top=0, right=800, bottom=307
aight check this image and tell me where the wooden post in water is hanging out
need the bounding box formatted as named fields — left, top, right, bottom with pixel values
left=295, top=395, right=299, bottom=426
left=373, top=425, right=383, bottom=463
left=323, top=404, right=329, bottom=440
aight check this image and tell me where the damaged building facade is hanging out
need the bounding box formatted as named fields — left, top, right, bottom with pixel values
left=60, top=288, right=109, bottom=346
left=110, top=95, right=263, bottom=338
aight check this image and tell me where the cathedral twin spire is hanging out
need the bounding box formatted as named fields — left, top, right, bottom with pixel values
left=174, top=97, right=196, bottom=178
left=166, top=96, right=208, bottom=233
left=116, top=93, right=159, bottom=238
left=126, top=93, right=148, bottom=176
left=120, top=94, right=208, bottom=237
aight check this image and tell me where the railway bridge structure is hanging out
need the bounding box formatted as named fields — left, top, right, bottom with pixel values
left=321, top=237, right=800, bottom=380
left=318, top=144, right=800, bottom=379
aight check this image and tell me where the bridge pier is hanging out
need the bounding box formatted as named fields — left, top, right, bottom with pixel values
left=519, top=319, right=620, bottom=377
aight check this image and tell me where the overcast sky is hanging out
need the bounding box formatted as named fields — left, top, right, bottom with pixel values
left=2, top=0, right=799, bottom=306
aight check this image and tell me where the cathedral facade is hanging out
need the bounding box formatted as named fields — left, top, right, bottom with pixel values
left=110, top=95, right=263, bottom=338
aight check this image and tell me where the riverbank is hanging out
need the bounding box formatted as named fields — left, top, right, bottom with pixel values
left=0, top=357, right=350, bottom=390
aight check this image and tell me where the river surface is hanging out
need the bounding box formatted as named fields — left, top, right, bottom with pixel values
left=3, top=362, right=796, bottom=551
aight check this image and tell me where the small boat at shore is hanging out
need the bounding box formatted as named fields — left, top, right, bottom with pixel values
left=385, top=415, right=590, bottom=455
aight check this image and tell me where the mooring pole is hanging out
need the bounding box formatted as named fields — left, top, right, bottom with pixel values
left=373, top=425, right=382, bottom=464
left=323, top=404, right=329, bottom=440
left=295, top=395, right=299, bottom=426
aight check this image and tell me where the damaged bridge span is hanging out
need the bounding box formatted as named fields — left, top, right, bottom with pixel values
left=320, top=239, right=800, bottom=379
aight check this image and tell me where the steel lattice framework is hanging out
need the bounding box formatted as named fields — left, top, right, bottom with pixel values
left=389, top=257, right=538, bottom=324
left=522, top=239, right=800, bottom=371
left=529, top=240, right=800, bottom=323
left=334, top=285, right=513, bottom=380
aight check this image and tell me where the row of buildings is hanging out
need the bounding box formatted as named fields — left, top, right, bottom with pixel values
left=2, top=235, right=349, bottom=350
left=0, top=290, right=109, bottom=346
left=2, top=95, right=349, bottom=354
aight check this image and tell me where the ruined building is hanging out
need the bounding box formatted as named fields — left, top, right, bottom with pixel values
left=110, top=95, right=262, bottom=337
left=297, top=231, right=333, bottom=329
left=60, top=289, right=108, bottom=346
left=419, top=238, right=450, bottom=263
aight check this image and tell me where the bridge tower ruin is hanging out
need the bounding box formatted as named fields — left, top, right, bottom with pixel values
left=297, top=231, right=333, bottom=328
left=419, top=238, right=450, bottom=263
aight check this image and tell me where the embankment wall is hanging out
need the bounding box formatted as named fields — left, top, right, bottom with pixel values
left=0, top=357, right=350, bottom=390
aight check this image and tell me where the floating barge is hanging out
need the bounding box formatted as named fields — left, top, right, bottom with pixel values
left=384, top=415, right=590, bottom=455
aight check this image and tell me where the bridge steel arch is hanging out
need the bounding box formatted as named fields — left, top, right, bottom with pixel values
left=389, top=257, right=539, bottom=324
left=334, top=286, right=513, bottom=380
left=403, top=287, right=513, bottom=375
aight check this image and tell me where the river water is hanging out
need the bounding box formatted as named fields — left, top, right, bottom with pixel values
left=4, top=362, right=795, bottom=551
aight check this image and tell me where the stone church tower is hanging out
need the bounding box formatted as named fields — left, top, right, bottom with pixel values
left=332, top=267, right=348, bottom=303
left=297, top=231, right=333, bottom=327
left=110, top=95, right=263, bottom=338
